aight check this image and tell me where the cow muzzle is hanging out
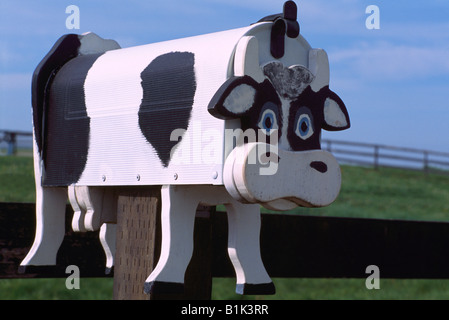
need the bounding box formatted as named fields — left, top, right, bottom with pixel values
left=223, top=142, right=342, bottom=210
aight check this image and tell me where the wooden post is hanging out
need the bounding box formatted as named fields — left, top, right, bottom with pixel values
left=374, top=145, right=379, bottom=169
left=423, top=151, right=429, bottom=174
left=113, top=187, right=213, bottom=300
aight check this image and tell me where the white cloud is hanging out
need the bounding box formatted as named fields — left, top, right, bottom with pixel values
left=330, top=41, right=449, bottom=81
left=380, top=21, right=449, bottom=45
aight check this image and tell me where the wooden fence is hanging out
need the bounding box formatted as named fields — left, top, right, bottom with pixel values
left=0, top=130, right=33, bottom=156
left=2, top=130, right=449, bottom=175
left=322, top=139, right=449, bottom=174
left=2, top=198, right=449, bottom=300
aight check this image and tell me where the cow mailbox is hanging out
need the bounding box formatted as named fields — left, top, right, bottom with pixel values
left=21, top=1, right=350, bottom=295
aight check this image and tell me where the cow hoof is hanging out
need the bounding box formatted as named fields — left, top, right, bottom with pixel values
left=144, top=281, right=185, bottom=295
left=105, top=266, right=114, bottom=275
left=236, top=282, right=276, bottom=295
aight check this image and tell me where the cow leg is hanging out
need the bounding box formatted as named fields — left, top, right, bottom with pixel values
left=20, top=138, right=68, bottom=273
left=100, top=223, right=117, bottom=274
left=224, top=201, right=275, bottom=295
left=144, top=185, right=199, bottom=294
left=19, top=186, right=67, bottom=272
left=69, top=186, right=117, bottom=231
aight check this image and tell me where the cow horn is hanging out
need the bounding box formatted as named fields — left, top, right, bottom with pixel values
left=234, top=36, right=265, bottom=83
left=308, top=48, right=330, bottom=92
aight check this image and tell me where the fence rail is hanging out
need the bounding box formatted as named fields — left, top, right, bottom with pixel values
left=322, top=139, right=449, bottom=175
left=2, top=202, right=449, bottom=287
left=1, top=130, right=449, bottom=175
left=0, top=130, right=32, bottom=156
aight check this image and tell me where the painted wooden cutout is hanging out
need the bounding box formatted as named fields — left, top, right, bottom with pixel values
left=21, top=1, right=350, bottom=295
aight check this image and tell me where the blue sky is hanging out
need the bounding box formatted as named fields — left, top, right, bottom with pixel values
left=1, top=0, right=448, bottom=152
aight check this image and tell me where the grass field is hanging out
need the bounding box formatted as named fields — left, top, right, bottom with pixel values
left=1, top=156, right=449, bottom=299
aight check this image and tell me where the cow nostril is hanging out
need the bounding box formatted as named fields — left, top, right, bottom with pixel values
left=310, top=161, right=327, bottom=173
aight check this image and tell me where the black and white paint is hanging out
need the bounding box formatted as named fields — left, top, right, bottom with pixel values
left=41, top=50, right=198, bottom=186
left=44, top=52, right=102, bottom=185
left=209, top=61, right=349, bottom=152
left=22, top=1, right=350, bottom=297
left=138, top=51, right=197, bottom=167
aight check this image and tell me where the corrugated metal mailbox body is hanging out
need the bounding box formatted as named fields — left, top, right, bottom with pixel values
left=39, top=22, right=313, bottom=187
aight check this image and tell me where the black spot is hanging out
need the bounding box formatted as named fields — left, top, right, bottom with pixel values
left=43, top=53, right=102, bottom=186
left=32, top=34, right=81, bottom=155
left=310, top=161, right=327, bottom=173
left=287, top=87, right=323, bottom=151
left=138, top=52, right=196, bottom=167
left=240, top=81, right=283, bottom=145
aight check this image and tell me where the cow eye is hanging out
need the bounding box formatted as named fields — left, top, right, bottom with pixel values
left=258, top=108, right=279, bottom=135
left=295, top=113, right=314, bottom=140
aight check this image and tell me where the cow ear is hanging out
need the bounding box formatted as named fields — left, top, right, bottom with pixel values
left=321, top=88, right=350, bottom=131
left=208, top=75, right=259, bottom=120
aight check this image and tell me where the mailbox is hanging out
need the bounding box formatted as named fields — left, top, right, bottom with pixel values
left=22, top=1, right=350, bottom=295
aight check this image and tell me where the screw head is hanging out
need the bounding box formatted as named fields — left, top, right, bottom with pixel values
left=102, top=175, right=106, bottom=182
left=174, top=173, right=178, bottom=180
left=136, top=174, right=141, bottom=181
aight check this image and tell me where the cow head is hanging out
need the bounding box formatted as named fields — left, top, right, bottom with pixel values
left=208, top=37, right=350, bottom=210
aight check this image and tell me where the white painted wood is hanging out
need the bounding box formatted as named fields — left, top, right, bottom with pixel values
left=234, top=36, right=265, bottom=82
left=69, top=184, right=86, bottom=232
left=79, top=26, right=261, bottom=187
left=99, top=223, right=117, bottom=272
left=308, top=48, right=330, bottom=92
left=71, top=23, right=316, bottom=188
left=20, top=187, right=67, bottom=267
left=22, top=33, right=123, bottom=269
left=145, top=185, right=272, bottom=291
left=69, top=186, right=117, bottom=232
left=224, top=200, right=272, bottom=288
left=20, top=138, right=68, bottom=267
left=223, top=84, right=257, bottom=114
left=224, top=143, right=258, bottom=203
left=79, top=32, right=120, bottom=55
left=145, top=185, right=200, bottom=285
left=324, top=97, right=349, bottom=128
left=223, top=143, right=248, bottom=203
left=262, top=198, right=297, bottom=211
left=225, top=142, right=342, bottom=209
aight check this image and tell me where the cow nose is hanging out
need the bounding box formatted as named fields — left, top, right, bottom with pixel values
left=310, top=161, right=328, bottom=173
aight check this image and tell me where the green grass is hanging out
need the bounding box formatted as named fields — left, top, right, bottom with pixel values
left=279, top=165, right=449, bottom=222
left=0, top=278, right=113, bottom=300
left=212, top=278, right=449, bottom=300
left=2, top=156, right=449, bottom=299
left=0, top=156, right=35, bottom=202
